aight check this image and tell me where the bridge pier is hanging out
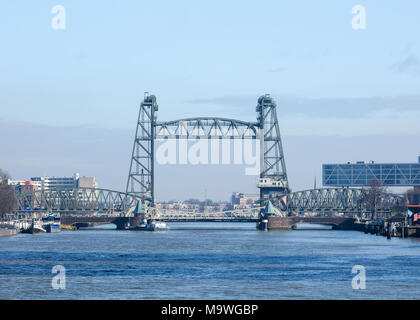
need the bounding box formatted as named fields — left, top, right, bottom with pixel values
left=61, top=216, right=145, bottom=230
left=257, top=216, right=356, bottom=231
left=73, top=222, right=90, bottom=229
left=128, top=216, right=144, bottom=229
left=110, top=216, right=144, bottom=230
left=257, top=217, right=296, bottom=230
left=111, top=217, right=130, bottom=230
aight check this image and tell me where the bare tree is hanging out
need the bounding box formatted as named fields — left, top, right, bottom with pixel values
left=0, top=169, right=10, bottom=185
left=361, top=179, right=389, bottom=220
left=391, top=196, right=408, bottom=214
left=405, top=187, right=420, bottom=205
left=0, top=169, right=16, bottom=216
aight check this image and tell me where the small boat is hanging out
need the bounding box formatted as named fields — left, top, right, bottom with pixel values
left=42, top=214, right=61, bottom=233
left=133, top=218, right=168, bottom=231
left=61, top=224, right=76, bottom=231
left=44, top=223, right=61, bottom=233
left=21, top=220, right=47, bottom=234
left=149, top=221, right=168, bottom=231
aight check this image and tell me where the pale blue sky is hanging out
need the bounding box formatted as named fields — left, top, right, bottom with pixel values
left=1, top=1, right=420, bottom=200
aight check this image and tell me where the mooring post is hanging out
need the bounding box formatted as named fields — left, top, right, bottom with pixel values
left=262, top=218, right=268, bottom=231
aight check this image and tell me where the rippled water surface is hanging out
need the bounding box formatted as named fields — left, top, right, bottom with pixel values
left=1, top=222, right=420, bottom=299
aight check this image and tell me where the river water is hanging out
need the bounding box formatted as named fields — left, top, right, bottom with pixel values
left=0, top=222, right=419, bottom=299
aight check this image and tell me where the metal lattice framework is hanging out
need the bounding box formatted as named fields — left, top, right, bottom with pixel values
left=323, top=162, right=420, bottom=187
left=286, top=188, right=363, bottom=213
left=155, top=118, right=259, bottom=139
left=126, top=94, right=157, bottom=203
left=126, top=93, right=289, bottom=207
left=272, top=187, right=405, bottom=216
left=13, top=186, right=404, bottom=218
left=256, top=95, right=288, bottom=186
left=14, top=187, right=140, bottom=215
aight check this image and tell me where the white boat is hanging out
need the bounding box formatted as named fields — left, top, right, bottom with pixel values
left=42, top=214, right=61, bottom=233
left=149, top=221, right=168, bottom=231
left=21, top=220, right=47, bottom=234
left=133, top=219, right=168, bottom=231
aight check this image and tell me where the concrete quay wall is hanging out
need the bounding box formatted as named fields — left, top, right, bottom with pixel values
left=258, top=216, right=356, bottom=230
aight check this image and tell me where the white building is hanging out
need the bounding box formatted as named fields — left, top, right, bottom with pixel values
left=9, top=173, right=98, bottom=190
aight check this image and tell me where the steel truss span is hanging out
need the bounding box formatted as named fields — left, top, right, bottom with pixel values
left=14, top=186, right=404, bottom=217
left=276, top=187, right=404, bottom=215
left=155, top=117, right=259, bottom=139
left=14, top=187, right=140, bottom=215
left=126, top=93, right=289, bottom=207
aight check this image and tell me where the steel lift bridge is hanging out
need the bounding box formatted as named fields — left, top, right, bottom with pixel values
left=126, top=94, right=290, bottom=213
left=14, top=94, right=403, bottom=219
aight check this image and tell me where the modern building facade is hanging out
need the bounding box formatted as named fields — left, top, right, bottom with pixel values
left=323, top=157, right=420, bottom=187
left=9, top=173, right=98, bottom=190
left=30, top=174, right=78, bottom=190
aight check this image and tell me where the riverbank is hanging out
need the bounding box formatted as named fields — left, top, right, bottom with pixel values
left=261, top=215, right=420, bottom=238
left=353, top=220, right=420, bottom=238
left=0, top=227, right=18, bottom=237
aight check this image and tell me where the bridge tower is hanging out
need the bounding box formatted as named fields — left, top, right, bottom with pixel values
left=256, top=94, right=289, bottom=209
left=126, top=93, right=158, bottom=205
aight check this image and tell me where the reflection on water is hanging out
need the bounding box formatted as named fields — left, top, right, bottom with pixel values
left=0, top=222, right=419, bottom=299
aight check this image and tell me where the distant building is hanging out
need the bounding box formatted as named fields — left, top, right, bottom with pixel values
left=30, top=173, right=79, bottom=190
left=323, top=157, right=420, bottom=187
left=13, top=180, right=40, bottom=193
left=9, top=173, right=98, bottom=190
left=231, top=192, right=259, bottom=206
left=78, top=176, right=98, bottom=189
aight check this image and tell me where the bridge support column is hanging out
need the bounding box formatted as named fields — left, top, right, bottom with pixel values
left=256, top=218, right=269, bottom=231
left=257, top=216, right=296, bottom=230
left=256, top=95, right=289, bottom=208
left=129, top=216, right=144, bottom=228
left=331, top=219, right=356, bottom=230
left=126, top=94, right=157, bottom=204
left=112, top=217, right=131, bottom=230
left=111, top=216, right=144, bottom=230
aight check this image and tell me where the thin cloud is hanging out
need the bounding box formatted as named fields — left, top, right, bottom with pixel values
left=268, top=67, right=286, bottom=73
left=187, top=94, right=420, bottom=119
left=391, top=54, right=420, bottom=77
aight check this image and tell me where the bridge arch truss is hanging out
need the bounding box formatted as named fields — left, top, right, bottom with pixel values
left=13, top=187, right=141, bottom=215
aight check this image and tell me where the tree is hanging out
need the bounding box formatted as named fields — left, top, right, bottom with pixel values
left=0, top=169, right=16, bottom=216
left=405, top=187, right=420, bottom=205
left=361, top=179, right=389, bottom=220
left=0, top=169, right=10, bottom=185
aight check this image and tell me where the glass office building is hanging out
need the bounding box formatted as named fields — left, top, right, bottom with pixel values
left=323, top=157, right=420, bottom=187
